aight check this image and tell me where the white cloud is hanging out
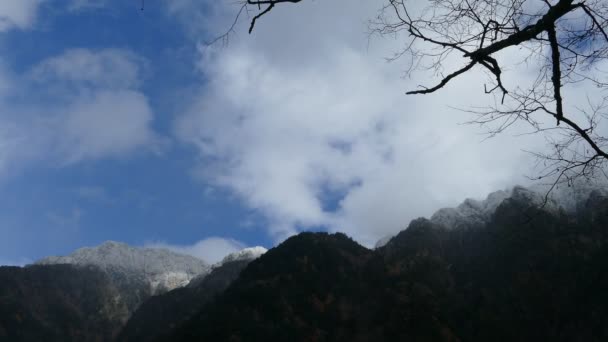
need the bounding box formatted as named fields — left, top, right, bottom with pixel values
left=0, top=48, right=161, bottom=173
left=30, top=48, right=144, bottom=89
left=0, top=1, right=42, bottom=32
left=46, top=207, right=83, bottom=233
left=59, top=90, right=157, bottom=163
left=175, top=0, right=552, bottom=247
left=146, top=237, right=246, bottom=264
left=163, top=0, right=230, bottom=38
left=74, top=185, right=110, bottom=202
left=0, top=257, right=31, bottom=266
left=68, top=0, right=108, bottom=11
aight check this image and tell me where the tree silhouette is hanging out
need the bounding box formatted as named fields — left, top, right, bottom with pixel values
left=227, top=0, right=608, bottom=191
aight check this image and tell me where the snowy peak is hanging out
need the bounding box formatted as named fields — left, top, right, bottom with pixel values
left=430, top=189, right=511, bottom=229
left=429, top=184, right=608, bottom=230
left=186, top=246, right=267, bottom=289
left=36, top=241, right=210, bottom=293
left=218, top=246, right=267, bottom=265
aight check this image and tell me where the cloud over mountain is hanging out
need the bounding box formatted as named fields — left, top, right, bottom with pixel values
left=146, top=237, right=246, bottom=264
left=175, top=0, right=543, bottom=246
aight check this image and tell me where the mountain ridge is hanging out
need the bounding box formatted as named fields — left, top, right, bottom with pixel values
left=164, top=187, right=608, bottom=341
left=3, top=185, right=608, bottom=341
left=36, top=241, right=211, bottom=295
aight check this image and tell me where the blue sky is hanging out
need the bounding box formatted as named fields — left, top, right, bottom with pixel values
left=0, top=0, right=559, bottom=265
left=0, top=0, right=277, bottom=263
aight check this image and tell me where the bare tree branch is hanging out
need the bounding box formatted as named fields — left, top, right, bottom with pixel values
left=547, top=23, right=564, bottom=125
left=222, top=0, right=608, bottom=192
left=406, top=61, right=477, bottom=94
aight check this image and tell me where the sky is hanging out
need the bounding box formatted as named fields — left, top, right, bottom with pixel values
left=0, top=0, right=563, bottom=265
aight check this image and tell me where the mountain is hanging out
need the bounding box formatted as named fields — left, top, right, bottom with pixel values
left=164, top=187, right=608, bottom=341
left=429, top=188, right=512, bottom=229
left=36, top=241, right=210, bottom=314
left=4, top=185, right=608, bottom=341
left=1, top=242, right=267, bottom=342
left=119, top=247, right=266, bottom=342
left=217, top=246, right=268, bottom=265
left=168, top=232, right=379, bottom=341
left=0, top=264, right=128, bottom=341
left=186, top=246, right=267, bottom=288
left=377, top=186, right=547, bottom=247
left=428, top=184, right=608, bottom=231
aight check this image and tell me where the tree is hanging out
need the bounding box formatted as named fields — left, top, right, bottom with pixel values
left=228, top=0, right=608, bottom=191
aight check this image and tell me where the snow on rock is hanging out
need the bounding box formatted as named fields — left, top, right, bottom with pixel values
left=374, top=235, right=394, bottom=249
left=186, top=246, right=268, bottom=288
left=149, top=271, right=193, bottom=293
left=36, top=241, right=210, bottom=294
left=549, top=181, right=608, bottom=214
left=430, top=189, right=511, bottom=229
left=218, top=246, right=268, bottom=266
left=429, top=183, right=608, bottom=230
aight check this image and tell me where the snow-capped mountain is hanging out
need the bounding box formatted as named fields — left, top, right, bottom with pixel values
left=36, top=241, right=211, bottom=313
left=429, top=184, right=608, bottom=230
left=375, top=186, right=552, bottom=245
left=218, top=246, right=267, bottom=265
left=5, top=185, right=608, bottom=341
left=430, top=188, right=513, bottom=229
left=122, top=248, right=267, bottom=341
left=186, top=246, right=268, bottom=288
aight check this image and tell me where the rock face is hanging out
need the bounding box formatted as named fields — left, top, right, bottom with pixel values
left=36, top=241, right=210, bottom=313
left=0, top=264, right=129, bottom=342
left=165, top=189, right=608, bottom=342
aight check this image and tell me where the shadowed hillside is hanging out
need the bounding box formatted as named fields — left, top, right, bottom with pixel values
left=0, top=264, right=128, bottom=342
left=3, top=188, right=608, bottom=342
left=163, top=190, right=608, bottom=342
left=119, top=259, right=253, bottom=341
